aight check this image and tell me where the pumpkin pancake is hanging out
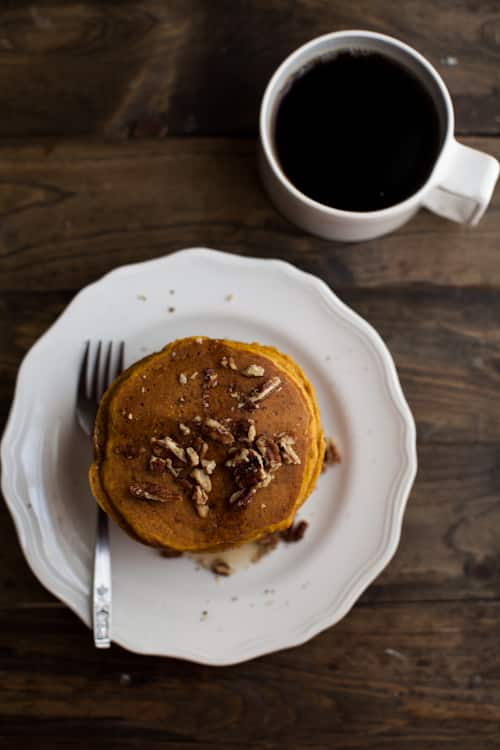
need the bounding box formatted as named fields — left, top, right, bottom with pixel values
left=89, top=337, right=324, bottom=552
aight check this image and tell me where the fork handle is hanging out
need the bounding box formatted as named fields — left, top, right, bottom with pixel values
left=93, top=507, right=111, bottom=648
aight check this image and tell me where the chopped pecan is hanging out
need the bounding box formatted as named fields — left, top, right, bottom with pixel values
left=211, top=559, right=231, bottom=576
left=202, top=417, right=234, bottom=445
left=193, top=485, right=208, bottom=505
left=201, top=458, right=216, bottom=475
left=161, top=547, right=183, bottom=559
left=203, top=368, right=218, bottom=388
left=178, top=372, right=188, bottom=385
left=255, top=434, right=282, bottom=472
left=247, top=376, right=282, bottom=404
left=238, top=396, right=258, bottom=412
left=186, top=446, right=199, bottom=466
left=149, top=456, right=166, bottom=474
left=179, top=423, right=191, bottom=435
left=229, top=486, right=257, bottom=509
left=193, top=438, right=209, bottom=458
left=129, top=482, right=180, bottom=503
left=233, top=418, right=256, bottom=443
left=225, top=446, right=248, bottom=468
left=258, top=472, right=275, bottom=488
left=193, top=485, right=209, bottom=518
left=221, top=355, right=238, bottom=371
left=190, top=371, right=198, bottom=380
left=193, top=415, right=202, bottom=424
left=281, top=520, right=308, bottom=543
left=242, top=364, right=265, bottom=377
left=322, top=437, right=341, bottom=471
left=276, top=433, right=301, bottom=465
left=151, top=436, right=186, bottom=463
left=228, top=384, right=240, bottom=399
left=191, top=467, right=212, bottom=492
left=233, top=448, right=267, bottom=488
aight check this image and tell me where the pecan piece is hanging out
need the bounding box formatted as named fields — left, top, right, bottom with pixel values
left=233, top=448, right=266, bottom=488
left=221, top=355, right=238, bottom=370
left=201, top=459, right=216, bottom=475
left=203, top=368, right=218, bottom=388
left=186, top=446, right=200, bottom=466
left=178, top=372, right=188, bottom=385
left=179, top=423, right=191, bottom=436
left=211, top=559, right=231, bottom=576
left=242, top=364, right=265, bottom=377
left=247, top=377, right=281, bottom=404
left=255, top=434, right=282, bottom=472
left=129, top=482, right=180, bottom=503
left=281, top=520, right=308, bottom=543
left=276, top=433, right=301, bottom=465
left=161, top=547, right=183, bottom=559
left=258, top=472, right=275, bottom=488
left=229, top=486, right=257, bottom=509
left=202, top=417, right=235, bottom=445
left=233, top=418, right=256, bottom=443
left=322, top=437, right=341, bottom=471
left=191, top=467, right=212, bottom=492
left=151, top=436, right=186, bottom=463
left=193, top=485, right=209, bottom=518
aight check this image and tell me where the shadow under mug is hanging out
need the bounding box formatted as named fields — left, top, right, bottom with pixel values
left=259, top=30, right=499, bottom=242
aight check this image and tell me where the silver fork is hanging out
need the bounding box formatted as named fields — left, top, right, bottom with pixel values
left=76, top=340, right=125, bottom=648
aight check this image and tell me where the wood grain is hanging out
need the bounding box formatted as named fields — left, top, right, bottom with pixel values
left=1, top=603, right=500, bottom=749
left=0, top=2, right=498, bottom=138
left=0, top=137, right=499, bottom=293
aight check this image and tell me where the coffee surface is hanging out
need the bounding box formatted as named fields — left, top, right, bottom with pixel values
left=274, top=51, right=442, bottom=212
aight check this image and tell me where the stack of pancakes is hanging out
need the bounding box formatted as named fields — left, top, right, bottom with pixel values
left=89, top=337, right=324, bottom=552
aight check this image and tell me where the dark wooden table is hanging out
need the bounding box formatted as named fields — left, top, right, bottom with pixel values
left=1, top=2, right=500, bottom=748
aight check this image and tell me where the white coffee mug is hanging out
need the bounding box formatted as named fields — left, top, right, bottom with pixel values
left=259, top=30, right=499, bottom=242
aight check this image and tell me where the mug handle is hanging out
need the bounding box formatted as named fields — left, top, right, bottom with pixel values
left=423, top=139, right=499, bottom=225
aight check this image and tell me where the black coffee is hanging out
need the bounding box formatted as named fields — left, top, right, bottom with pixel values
left=274, top=51, right=442, bottom=212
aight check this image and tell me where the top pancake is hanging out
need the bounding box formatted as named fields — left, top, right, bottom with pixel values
left=89, top=337, right=324, bottom=551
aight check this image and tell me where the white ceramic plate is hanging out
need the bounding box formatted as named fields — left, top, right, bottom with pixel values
left=1, top=248, right=416, bottom=664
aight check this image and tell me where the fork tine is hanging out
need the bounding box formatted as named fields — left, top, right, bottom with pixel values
left=90, top=341, right=102, bottom=401
left=77, top=341, right=90, bottom=401
left=117, top=341, right=125, bottom=378
left=102, top=341, right=113, bottom=391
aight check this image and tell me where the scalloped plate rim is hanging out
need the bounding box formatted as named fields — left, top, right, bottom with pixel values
left=1, top=247, right=417, bottom=664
